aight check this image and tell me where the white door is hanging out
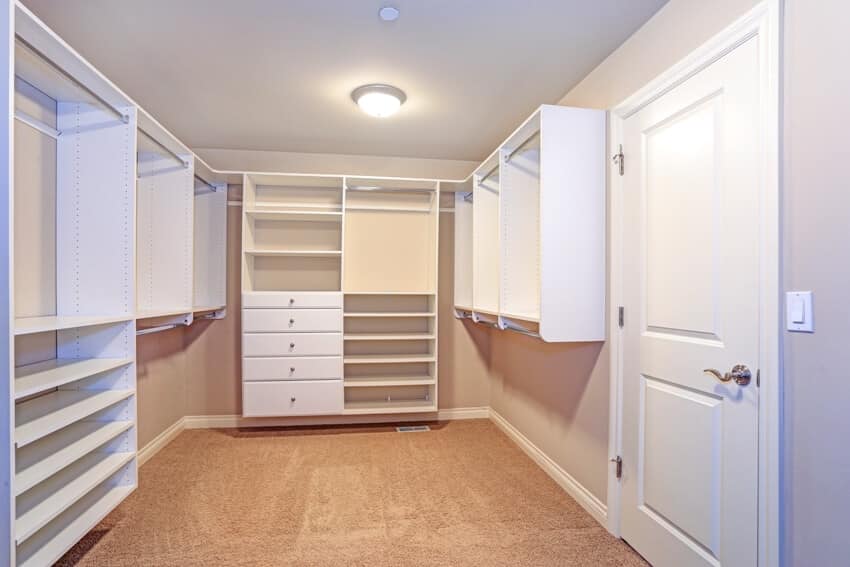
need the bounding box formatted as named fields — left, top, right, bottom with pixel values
left=620, top=35, right=762, bottom=566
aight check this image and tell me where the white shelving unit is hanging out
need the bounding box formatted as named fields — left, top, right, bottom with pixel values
left=9, top=5, right=139, bottom=565
left=455, top=104, right=606, bottom=342
left=192, top=157, right=228, bottom=316
left=136, top=109, right=194, bottom=323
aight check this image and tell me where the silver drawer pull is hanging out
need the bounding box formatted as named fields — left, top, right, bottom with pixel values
left=290, top=396, right=296, bottom=403
left=290, top=367, right=296, bottom=373
left=289, top=318, right=295, bottom=326
left=290, top=342, right=295, bottom=348
left=289, top=298, right=295, bottom=305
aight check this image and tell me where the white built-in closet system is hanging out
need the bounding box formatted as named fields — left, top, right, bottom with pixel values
left=241, top=175, right=440, bottom=416
left=454, top=105, right=606, bottom=342
left=5, top=4, right=227, bottom=565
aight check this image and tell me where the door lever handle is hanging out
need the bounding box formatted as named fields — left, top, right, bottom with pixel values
left=704, top=365, right=752, bottom=386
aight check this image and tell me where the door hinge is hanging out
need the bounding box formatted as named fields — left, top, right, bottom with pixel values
left=611, top=456, right=623, bottom=480
left=613, top=144, right=624, bottom=176
left=618, top=306, right=625, bottom=328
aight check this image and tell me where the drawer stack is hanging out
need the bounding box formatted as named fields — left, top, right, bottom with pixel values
left=241, top=292, right=344, bottom=416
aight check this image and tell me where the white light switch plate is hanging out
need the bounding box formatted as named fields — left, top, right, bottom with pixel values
left=786, top=291, right=814, bottom=332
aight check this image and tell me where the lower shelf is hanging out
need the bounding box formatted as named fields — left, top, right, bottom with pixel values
left=16, top=451, right=135, bottom=544
left=342, top=399, right=437, bottom=415
left=16, top=481, right=134, bottom=567
left=344, top=376, right=435, bottom=388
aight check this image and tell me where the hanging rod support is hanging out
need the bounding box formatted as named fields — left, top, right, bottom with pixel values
left=462, top=192, right=473, bottom=202
left=505, top=130, right=540, bottom=163
left=478, top=163, right=498, bottom=185
left=14, top=110, right=60, bottom=139
left=16, top=34, right=130, bottom=124
left=194, top=174, right=220, bottom=192
left=138, top=127, right=189, bottom=169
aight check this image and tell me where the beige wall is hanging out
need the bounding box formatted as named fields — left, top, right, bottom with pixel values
left=782, top=1, right=850, bottom=563
left=485, top=0, right=763, bottom=507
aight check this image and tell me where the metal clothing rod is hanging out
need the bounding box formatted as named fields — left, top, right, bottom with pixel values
left=136, top=324, right=179, bottom=336
left=194, top=174, right=219, bottom=192
left=347, top=185, right=435, bottom=194
left=478, top=164, right=498, bottom=185
left=506, top=130, right=541, bottom=162
left=139, top=127, right=189, bottom=168
left=14, top=110, right=60, bottom=139
left=15, top=34, right=130, bottom=124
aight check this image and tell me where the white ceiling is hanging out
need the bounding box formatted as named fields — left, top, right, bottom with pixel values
left=22, top=0, right=666, bottom=161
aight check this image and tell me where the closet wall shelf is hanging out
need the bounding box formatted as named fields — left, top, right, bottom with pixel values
left=344, top=205, right=431, bottom=213
left=14, top=315, right=134, bottom=336
left=342, top=399, right=437, bottom=415
left=15, top=420, right=134, bottom=496
left=252, top=202, right=342, bottom=213
left=343, top=312, right=435, bottom=318
left=15, top=450, right=135, bottom=545
left=14, top=357, right=133, bottom=400
left=245, top=249, right=342, bottom=257
left=343, top=334, right=435, bottom=341
left=344, top=377, right=435, bottom=388
left=246, top=210, right=342, bottom=222
left=343, top=354, right=436, bottom=364
left=136, top=309, right=192, bottom=321
left=343, top=291, right=435, bottom=296
left=16, top=483, right=135, bottom=567
left=15, top=389, right=134, bottom=448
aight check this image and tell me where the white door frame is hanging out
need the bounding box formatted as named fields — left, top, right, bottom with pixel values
left=606, top=2, right=781, bottom=566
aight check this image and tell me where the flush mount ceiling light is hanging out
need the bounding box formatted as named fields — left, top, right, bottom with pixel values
left=351, top=84, right=407, bottom=118
left=379, top=5, right=400, bottom=22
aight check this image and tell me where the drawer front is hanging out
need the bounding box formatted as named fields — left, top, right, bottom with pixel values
left=243, top=333, right=342, bottom=357
left=242, top=309, right=342, bottom=333
left=243, top=356, right=343, bottom=382
left=243, top=380, right=343, bottom=417
left=242, top=292, right=343, bottom=309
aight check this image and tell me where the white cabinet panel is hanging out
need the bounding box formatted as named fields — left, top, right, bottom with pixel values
left=243, top=356, right=342, bottom=382
left=242, top=381, right=343, bottom=417
left=242, top=292, right=342, bottom=309
left=243, top=333, right=342, bottom=357
left=242, top=309, right=342, bottom=333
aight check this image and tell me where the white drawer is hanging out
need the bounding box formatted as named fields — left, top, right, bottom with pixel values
left=242, top=309, right=342, bottom=333
left=243, top=356, right=343, bottom=382
left=243, top=380, right=343, bottom=417
left=243, top=333, right=342, bottom=357
left=242, top=292, right=343, bottom=309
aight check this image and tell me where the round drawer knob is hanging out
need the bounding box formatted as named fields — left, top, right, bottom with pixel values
left=290, top=367, right=296, bottom=373
left=290, top=342, right=295, bottom=348
left=289, top=298, right=295, bottom=305
left=289, top=318, right=295, bottom=325
left=290, top=397, right=296, bottom=402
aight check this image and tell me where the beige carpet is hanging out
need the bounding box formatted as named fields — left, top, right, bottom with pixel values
left=57, top=420, right=646, bottom=566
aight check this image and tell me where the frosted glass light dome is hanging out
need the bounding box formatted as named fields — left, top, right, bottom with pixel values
left=351, top=84, right=407, bottom=118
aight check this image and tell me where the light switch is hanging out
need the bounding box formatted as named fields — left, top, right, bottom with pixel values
left=786, top=291, right=814, bottom=332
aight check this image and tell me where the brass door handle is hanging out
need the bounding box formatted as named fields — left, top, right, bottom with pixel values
left=703, top=365, right=752, bottom=386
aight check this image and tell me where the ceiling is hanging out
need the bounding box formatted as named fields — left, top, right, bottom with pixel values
left=22, top=0, right=666, bottom=161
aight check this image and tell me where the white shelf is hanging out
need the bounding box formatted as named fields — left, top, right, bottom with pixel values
left=252, top=202, right=342, bottom=213
left=345, top=205, right=431, bottom=213
left=15, top=389, right=134, bottom=448
left=342, top=292, right=435, bottom=296
left=344, top=376, right=435, bottom=388
left=343, top=354, right=436, bottom=364
left=16, top=420, right=133, bottom=496
left=15, top=357, right=133, bottom=400
left=343, top=399, right=437, bottom=415
left=343, top=312, right=435, bottom=318
left=16, top=483, right=134, bottom=567
left=245, top=249, right=342, bottom=257
left=344, top=334, right=435, bottom=341
left=193, top=304, right=225, bottom=313
left=246, top=209, right=343, bottom=222
left=136, top=309, right=191, bottom=321
left=14, top=315, right=133, bottom=336
left=500, top=311, right=541, bottom=323
left=16, top=450, right=135, bottom=544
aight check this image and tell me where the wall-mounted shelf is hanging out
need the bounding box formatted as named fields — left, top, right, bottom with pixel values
left=13, top=315, right=134, bottom=336
left=344, top=376, right=435, bottom=388
left=244, top=249, right=342, bottom=257
left=245, top=210, right=343, bottom=222
left=454, top=104, right=605, bottom=342
left=343, top=354, right=436, bottom=364
left=14, top=357, right=133, bottom=400
left=342, top=399, right=436, bottom=415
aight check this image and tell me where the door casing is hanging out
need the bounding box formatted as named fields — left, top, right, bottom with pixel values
left=606, top=2, right=781, bottom=566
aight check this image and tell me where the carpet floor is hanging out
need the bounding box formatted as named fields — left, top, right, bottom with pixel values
left=57, top=419, right=647, bottom=566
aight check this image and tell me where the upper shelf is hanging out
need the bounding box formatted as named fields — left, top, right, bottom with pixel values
left=14, top=315, right=134, bottom=336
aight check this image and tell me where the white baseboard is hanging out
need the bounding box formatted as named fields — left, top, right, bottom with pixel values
left=183, top=406, right=490, bottom=430
left=489, top=409, right=608, bottom=528
left=138, top=417, right=186, bottom=467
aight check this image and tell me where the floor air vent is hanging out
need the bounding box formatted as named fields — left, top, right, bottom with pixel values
left=396, top=425, right=431, bottom=433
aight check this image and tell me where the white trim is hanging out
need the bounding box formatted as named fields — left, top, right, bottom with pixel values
left=137, top=417, right=185, bottom=467
left=608, top=2, right=781, bottom=566
left=437, top=406, right=489, bottom=420
left=489, top=409, right=607, bottom=528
